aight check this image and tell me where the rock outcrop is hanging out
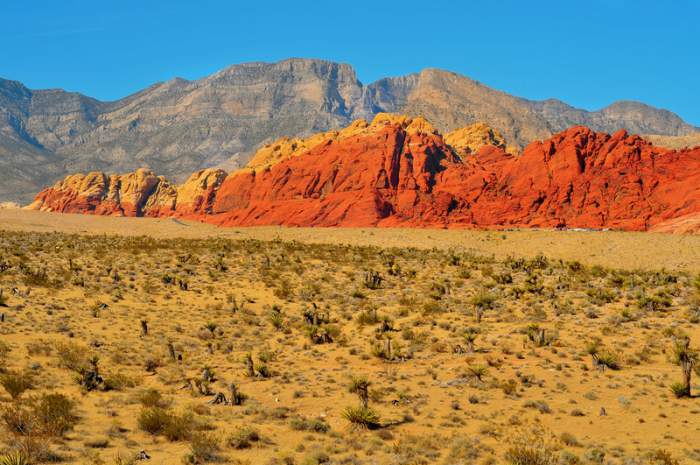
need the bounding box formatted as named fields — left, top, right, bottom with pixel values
left=3, top=58, right=698, bottom=203
left=444, top=122, right=511, bottom=155
left=29, top=116, right=700, bottom=232
left=29, top=167, right=226, bottom=218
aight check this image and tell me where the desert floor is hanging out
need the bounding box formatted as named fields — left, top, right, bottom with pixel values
left=2, top=210, right=700, bottom=272
left=0, top=210, right=699, bottom=465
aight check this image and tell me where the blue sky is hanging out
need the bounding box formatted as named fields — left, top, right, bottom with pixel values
left=2, top=0, right=699, bottom=125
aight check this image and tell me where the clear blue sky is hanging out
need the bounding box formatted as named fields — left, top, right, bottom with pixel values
left=2, top=0, right=699, bottom=125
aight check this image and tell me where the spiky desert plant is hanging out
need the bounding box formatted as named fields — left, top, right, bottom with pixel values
left=464, top=327, right=479, bottom=353
left=363, top=271, right=383, bottom=290
left=670, top=336, right=699, bottom=398
left=244, top=353, right=255, bottom=377
left=0, top=451, right=29, bottom=465
left=466, top=364, right=488, bottom=383
left=342, top=405, right=380, bottom=430
left=471, top=290, right=497, bottom=323
left=348, top=375, right=371, bottom=408
left=229, top=383, right=246, bottom=405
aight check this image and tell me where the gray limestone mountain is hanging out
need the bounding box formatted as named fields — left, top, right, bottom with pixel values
left=1, top=58, right=698, bottom=202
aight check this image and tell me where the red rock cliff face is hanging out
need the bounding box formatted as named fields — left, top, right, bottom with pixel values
left=28, top=116, right=700, bottom=231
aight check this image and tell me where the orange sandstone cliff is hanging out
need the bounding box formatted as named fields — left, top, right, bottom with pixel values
left=28, top=115, right=700, bottom=231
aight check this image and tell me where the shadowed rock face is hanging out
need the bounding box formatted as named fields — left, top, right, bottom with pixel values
left=29, top=115, right=700, bottom=232
left=2, top=58, right=698, bottom=203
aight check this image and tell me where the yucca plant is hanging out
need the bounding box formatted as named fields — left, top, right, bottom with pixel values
left=471, top=290, right=497, bottom=323
left=466, top=364, right=488, bottom=383
left=348, top=376, right=371, bottom=408
left=342, top=405, right=380, bottom=430
left=0, top=451, right=29, bottom=465
left=464, top=327, right=479, bottom=353
left=671, top=336, right=699, bottom=398
left=596, top=350, right=621, bottom=370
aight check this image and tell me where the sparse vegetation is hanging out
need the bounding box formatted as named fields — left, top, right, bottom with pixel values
left=0, top=226, right=696, bottom=464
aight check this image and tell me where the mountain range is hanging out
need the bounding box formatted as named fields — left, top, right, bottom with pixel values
left=29, top=114, right=700, bottom=232
left=2, top=57, right=699, bottom=203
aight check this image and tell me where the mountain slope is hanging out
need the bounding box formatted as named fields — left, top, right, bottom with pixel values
left=29, top=115, right=700, bottom=232
left=3, top=58, right=698, bottom=203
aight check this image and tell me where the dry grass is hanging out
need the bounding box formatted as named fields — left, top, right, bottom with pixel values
left=0, top=214, right=698, bottom=464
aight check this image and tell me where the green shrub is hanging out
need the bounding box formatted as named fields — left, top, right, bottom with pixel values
left=32, top=393, right=78, bottom=436
left=290, top=416, right=330, bottom=433
left=0, top=341, right=10, bottom=370
left=2, top=393, right=77, bottom=438
left=505, top=443, right=556, bottom=465
left=670, top=382, right=690, bottom=398
left=139, top=389, right=170, bottom=408
left=54, top=341, right=89, bottom=372
left=164, top=412, right=194, bottom=441
left=137, top=407, right=171, bottom=435
left=227, top=426, right=260, bottom=449
left=0, top=370, right=33, bottom=400
left=185, top=432, right=220, bottom=463
left=596, top=351, right=621, bottom=370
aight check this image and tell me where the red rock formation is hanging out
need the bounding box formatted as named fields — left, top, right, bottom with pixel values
left=28, top=116, right=700, bottom=232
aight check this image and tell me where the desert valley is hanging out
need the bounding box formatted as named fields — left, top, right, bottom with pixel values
left=2, top=5, right=700, bottom=463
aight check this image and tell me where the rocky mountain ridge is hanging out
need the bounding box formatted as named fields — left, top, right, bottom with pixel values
left=3, top=58, right=698, bottom=203
left=29, top=114, right=700, bottom=232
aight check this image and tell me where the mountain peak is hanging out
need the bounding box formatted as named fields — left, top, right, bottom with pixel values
left=1, top=57, right=697, bottom=203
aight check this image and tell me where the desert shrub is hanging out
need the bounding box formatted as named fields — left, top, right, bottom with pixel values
left=2, top=393, right=77, bottom=438
left=137, top=407, right=172, bottom=435
left=0, top=341, right=10, bottom=370
left=466, top=364, right=488, bottom=382
left=33, top=393, right=78, bottom=436
left=646, top=449, right=680, bottom=465
left=227, top=426, right=261, bottom=449
left=443, top=437, right=488, bottom=464
left=102, top=372, right=139, bottom=391
left=183, top=432, right=220, bottom=463
left=0, top=370, right=33, bottom=400
left=471, top=291, right=497, bottom=310
left=290, top=417, right=330, bottom=433
left=584, top=448, right=605, bottom=464
left=559, top=432, right=579, bottom=447
left=139, top=389, right=170, bottom=408
left=596, top=351, right=621, bottom=370
left=341, top=405, right=380, bottom=429
left=502, top=379, right=519, bottom=396
left=301, top=450, right=331, bottom=465
left=670, top=382, right=689, bottom=398
left=356, top=309, right=381, bottom=326
left=54, top=341, right=89, bottom=372
left=637, top=293, right=672, bottom=312
left=586, top=288, right=616, bottom=305
left=390, top=434, right=443, bottom=464
left=523, top=400, right=551, bottom=414
left=505, top=440, right=556, bottom=465
left=164, top=412, right=195, bottom=441
left=268, top=306, right=284, bottom=329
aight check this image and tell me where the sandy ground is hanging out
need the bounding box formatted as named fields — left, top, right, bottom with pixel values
left=1, top=212, right=700, bottom=464
left=1, top=209, right=699, bottom=272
